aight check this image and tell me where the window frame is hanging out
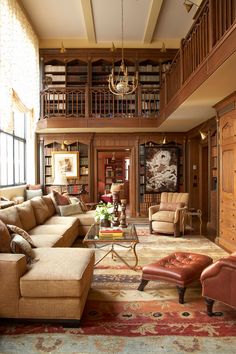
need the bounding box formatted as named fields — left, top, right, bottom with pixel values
left=0, top=115, right=26, bottom=187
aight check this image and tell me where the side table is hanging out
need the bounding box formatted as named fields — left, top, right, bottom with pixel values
left=183, top=209, right=202, bottom=236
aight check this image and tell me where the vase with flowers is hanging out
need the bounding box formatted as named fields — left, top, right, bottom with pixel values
left=94, top=202, right=114, bottom=227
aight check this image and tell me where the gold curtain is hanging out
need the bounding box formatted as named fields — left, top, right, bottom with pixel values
left=0, top=0, right=39, bottom=133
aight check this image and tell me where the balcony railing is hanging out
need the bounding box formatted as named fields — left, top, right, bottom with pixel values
left=160, top=0, right=236, bottom=106
left=40, top=86, right=160, bottom=119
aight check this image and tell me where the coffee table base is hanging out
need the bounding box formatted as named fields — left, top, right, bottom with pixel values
left=94, top=242, right=138, bottom=270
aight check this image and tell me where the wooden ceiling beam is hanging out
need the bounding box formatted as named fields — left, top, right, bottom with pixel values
left=143, top=0, right=164, bottom=44
left=81, top=0, right=96, bottom=43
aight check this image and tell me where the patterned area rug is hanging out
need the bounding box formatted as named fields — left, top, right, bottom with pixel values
left=1, top=225, right=236, bottom=354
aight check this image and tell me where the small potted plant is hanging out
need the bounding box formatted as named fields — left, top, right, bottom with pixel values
left=95, top=202, right=114, bottom=227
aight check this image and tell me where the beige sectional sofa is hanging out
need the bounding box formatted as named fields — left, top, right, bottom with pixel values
left=0, top=194, right=96, bottom=323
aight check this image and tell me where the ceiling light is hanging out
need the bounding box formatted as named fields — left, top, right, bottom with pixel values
left=183, top=0, right=199, bottom=13
left=108, top=0, right=138, bottom=96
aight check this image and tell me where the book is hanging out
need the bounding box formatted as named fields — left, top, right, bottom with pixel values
left=99, top=228, right=124, bottom=239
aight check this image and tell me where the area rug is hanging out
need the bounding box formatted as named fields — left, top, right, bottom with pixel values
left=1, top=226, right=236, bottom=354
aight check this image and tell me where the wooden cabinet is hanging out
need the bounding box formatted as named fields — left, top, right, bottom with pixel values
left=217, top=93, right=236, bottom=252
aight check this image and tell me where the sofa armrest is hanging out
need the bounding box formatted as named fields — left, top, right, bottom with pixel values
left=201, top=255, right=236, bottom=281
left=149, top=205, right=160, bottom=220
left=0, top=254, right=27, bottom=317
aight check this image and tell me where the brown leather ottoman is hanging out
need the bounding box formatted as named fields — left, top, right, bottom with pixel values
left=138, top=252, right=213, bottom=303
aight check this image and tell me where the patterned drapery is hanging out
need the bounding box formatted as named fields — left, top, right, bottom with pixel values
left=0, top=0, right=39, bottom=133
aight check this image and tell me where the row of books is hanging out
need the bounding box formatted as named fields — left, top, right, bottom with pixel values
left=98, top=228, right=123, bottom=239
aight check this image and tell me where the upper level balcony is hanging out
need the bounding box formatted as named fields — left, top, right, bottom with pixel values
left=37, top=0, right=236, bottom=133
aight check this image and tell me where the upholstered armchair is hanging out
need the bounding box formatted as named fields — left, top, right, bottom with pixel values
left=200, top=252, right=236, bottom=316
left=149, top=192, right=189, bottom=237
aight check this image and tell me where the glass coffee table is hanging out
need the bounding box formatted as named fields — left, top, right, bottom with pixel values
left=83, top=223, right=139, bottom=270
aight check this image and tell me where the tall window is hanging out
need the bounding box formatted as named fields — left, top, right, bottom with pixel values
left=0, top=110, right=26, bottom=187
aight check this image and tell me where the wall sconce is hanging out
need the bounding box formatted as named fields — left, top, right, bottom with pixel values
left=60, top=42, right=66, bottom=53
left=183, top=0, right=199, bottom=13
left=199, top=130, right=208, bottom=140
left=160, top=42, right=166, bottom=53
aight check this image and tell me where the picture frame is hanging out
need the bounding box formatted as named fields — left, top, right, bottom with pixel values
left=52, top=151, right=79, bottom=179
left=145, top=145, right=179, bottom=193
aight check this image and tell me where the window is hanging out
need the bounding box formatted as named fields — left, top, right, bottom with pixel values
left=0, top=111, right=26, bottom=187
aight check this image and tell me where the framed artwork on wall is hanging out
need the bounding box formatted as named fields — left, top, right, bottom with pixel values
left=52, top=151, right=79, bottom=179
left=145, top=145, right=179, bottom=193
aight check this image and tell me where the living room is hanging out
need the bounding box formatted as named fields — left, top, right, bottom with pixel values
left=0, top=0, right=236, bottom=352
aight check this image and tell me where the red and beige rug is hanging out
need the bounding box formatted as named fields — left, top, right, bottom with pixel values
left=1, top=226, right=236, bottom=353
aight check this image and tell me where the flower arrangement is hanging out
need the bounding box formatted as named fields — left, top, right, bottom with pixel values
left=94, top=202, right=114, bottom=223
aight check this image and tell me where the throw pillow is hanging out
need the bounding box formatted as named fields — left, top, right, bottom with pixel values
left=10, top=234, right=38, bottom=265
left=30, top=197, right=50, bottom=224
left=26, top=189, right=43, bottom=200
left=51, top=189, right=71, bottom=214
left=159, top=202, right=184, bottom=212
left=58, top=203, right=84, bottom=216
left=7, top=224, right=35, bottom=248
left=0, top=220, right=12, bottom=253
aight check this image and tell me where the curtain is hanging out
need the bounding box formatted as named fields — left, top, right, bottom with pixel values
left=0, top=0, right=39, bottom=133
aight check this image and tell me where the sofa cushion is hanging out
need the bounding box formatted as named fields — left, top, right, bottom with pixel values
left=29, top=234, right=64, bottom=248
left=16, top=201, right=37, bottom=231
left=159, top=202, right=184, bottom=212
left=0, top=220, right=11, bottom=253
left=44, top=216, right=78, bottom=226
left=152, top=210, right=175, bottom=223
left=7, top=224, right=36, bottom=247
left=0, top=206, right=23, bottom=228
left=26, top=189, right=43, bottom=200
left=59, top=203, right=84, bottom=216
left=51, top=189, right=71, bottom=214
left=20, top=248, right=95, bottom=298
left=10, top=234, right=37, bottom=264
left=74, top=210, right=95, bottom=226
left=30, top=197, right=50, bottom=224
left=42, top=195, right=56, bottom=217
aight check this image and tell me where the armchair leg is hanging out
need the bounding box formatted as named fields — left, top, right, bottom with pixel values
left=176, top=285, right=186, bottom=304
left=205, top=297, right=215, bottom=316
left=174, top=223, right=180, bottom=237
left=149, top=221, right=153, bottom=234
left=138, top=279, right=149, bottom=291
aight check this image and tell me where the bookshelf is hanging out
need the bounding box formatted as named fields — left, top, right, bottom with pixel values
left=66, top=59, right=88, bottom=86
left=43, top=140, right=89, bottom=195
left=104, top=158, right=125, bottom=191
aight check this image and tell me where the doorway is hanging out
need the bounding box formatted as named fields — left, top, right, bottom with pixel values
left=97, top=149, right=131, bottom=212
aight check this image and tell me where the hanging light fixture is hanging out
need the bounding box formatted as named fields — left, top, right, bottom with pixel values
left=108, top=0, right=138, bottom=96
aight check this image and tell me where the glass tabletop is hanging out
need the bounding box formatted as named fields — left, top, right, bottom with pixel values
left=83, top=223, right=138, bottom=243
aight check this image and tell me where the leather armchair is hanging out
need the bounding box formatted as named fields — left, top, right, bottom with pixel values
left=200, top=252, right=236, bottom=316
left=149, top=192, right=189, bottom=237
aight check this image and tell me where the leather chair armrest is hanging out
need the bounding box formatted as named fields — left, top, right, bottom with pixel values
left=149, top=205, right=160, bottom=220
left=201, top=255, right=236, bottom=282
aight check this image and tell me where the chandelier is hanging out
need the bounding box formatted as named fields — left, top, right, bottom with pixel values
left=108, top=0, right=138, bottom=96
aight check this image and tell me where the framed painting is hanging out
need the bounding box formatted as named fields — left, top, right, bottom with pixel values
left=145, top=145, right=179, bottom=193
left=52, top=151, right=79, bottom=179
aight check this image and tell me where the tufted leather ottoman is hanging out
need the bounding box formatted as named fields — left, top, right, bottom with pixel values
left=138, top=252, right=213, bottom=303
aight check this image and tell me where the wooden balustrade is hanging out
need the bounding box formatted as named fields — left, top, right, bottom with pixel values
left=40, top=86, right=160, bottom=119
left=161, top=0, right=236, bottom=106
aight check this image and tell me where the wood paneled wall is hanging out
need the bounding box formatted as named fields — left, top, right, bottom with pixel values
left=215, top=92, right=236, bottom=252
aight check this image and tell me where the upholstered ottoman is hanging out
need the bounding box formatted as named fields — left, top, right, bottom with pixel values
left=138, top=252, right=213, bottom=303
